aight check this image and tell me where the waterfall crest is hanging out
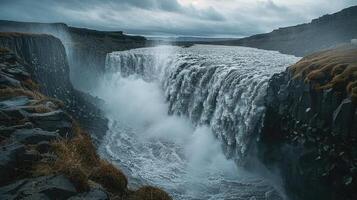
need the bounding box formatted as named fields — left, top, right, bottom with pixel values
left=105, top=45, right=298, bottom=161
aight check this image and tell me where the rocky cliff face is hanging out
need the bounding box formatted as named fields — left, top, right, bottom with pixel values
left=0, top=20, right=147, bottom=90
left=218, top=6, right=357, bottom=57
left=260, top=45, right=357, bottom=200
left=0, top=48, right=171, bottom=200
left=0, top=32, right=107, bottom=142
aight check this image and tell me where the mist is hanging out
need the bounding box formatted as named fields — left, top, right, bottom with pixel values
left=88, top=45, right=296, bottom=199
left=93, top=71, right=239, bottom=178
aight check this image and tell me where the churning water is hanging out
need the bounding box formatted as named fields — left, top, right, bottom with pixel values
left=93, top=45, right=299, bottom=200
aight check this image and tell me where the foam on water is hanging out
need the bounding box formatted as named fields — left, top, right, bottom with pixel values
left=93, top=45, right=299, bottom=199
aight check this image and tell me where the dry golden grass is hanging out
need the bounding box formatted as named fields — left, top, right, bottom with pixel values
left=290, top=45, right=357, bottom=103
left=0, top=47, right=10, bottom=54
left=0, top=87, right=41, bottom=99
left=23, top=78, right=40, bottom=91
left=130, top=186, right=173, bottom=200
left=90, top=160, right=128, bottom=194
left=33, top=124, right=99, bottom=192
left=32, top=105, right=53, bottom=113
left=33, top=123, right=130, bottom=195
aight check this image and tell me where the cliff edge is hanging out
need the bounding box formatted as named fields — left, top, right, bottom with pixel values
left=260, top=45, right=357, bottom=200
left=0, top=32, right=107, bottom=143
left=0, top=47, right=171, bottom=199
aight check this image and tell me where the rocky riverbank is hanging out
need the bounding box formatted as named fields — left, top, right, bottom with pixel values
left=0, top=47, right=171, bottom=199
left=260, top=45, right=357, bottom=200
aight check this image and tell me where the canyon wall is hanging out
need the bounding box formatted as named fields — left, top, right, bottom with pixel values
left=260, top=45, right=357, bottom=200
left=217, top=6, right=357, bottom=57
left=0, top=33, right=107, bottom=142
left=0, top=47, right=171, bottom=200
left=0, top=20, right=147, bottom=90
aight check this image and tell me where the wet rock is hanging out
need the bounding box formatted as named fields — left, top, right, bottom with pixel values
left=261, top=55, right=357, bottom=200
left=22, top=149, right=41, bottom=163
left=0, top=110, right=11, bottom=121
left=28, top=110, right=73, bottom=138
left=332, top=98, right=355, bottom=137
left=0, top=107, right=28, bottom=121
left=68, top=188, right=109, bottom=200
left=0, top=96, right=30, bottom=109
left=265, top=190, right=283, bottom=200
left=0, top=175, right=77, bottom=199
left=0, top=142, right=26, bottom=185
left=36, top=141, right=52, bottom=154
left=0, top=126, right=15, bottom=138
left=12, top=128, right=59, bottom=144
left=0, top=73, right=21, bottom=87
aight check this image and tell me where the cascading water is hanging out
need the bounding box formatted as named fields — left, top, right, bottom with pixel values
left=93, top=45, right=299, bottom=200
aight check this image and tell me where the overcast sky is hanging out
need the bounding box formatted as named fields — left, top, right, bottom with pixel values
left=0, top=0, right=356, bottom=37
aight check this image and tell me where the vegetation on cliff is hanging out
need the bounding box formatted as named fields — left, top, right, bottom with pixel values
left=0, top=48, right=171, bottom=199
left=261, top=45, right=357, bottom=200
left=291, top=45, right=357, bottom=103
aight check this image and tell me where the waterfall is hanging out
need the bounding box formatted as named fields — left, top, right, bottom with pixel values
left=104, top=45, right=298, bottom=162
left=95, top=45, right=299, bottom=199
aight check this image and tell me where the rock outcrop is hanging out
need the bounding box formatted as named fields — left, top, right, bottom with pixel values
left=0, top=48, right=171, bottom=199
left=260, top=45, right=357, bottom=200
left=0, top=32, right=107, bottom=142
left=0, top=20, right=147, bottom=90
left=216, top=6, right=357, bottom=57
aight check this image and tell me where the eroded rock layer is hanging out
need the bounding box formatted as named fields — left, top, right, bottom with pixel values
left=260, top=45, right=357, bottom=200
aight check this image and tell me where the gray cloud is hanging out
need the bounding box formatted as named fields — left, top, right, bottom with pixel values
left=0, top=0, right=356, bottom=37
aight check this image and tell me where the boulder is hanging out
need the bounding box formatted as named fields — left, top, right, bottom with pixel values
left=28, top=110, right=73, bottom=138
left=12, top=128, right=59, bottom=144
left=332, top=98, right=356, bottom=137
left=0, top=96, right=30, bottom=109
left=68, top=188, right=109, bottom=200
left=0, top=175, right=77, bottom=200
left=36, top=141, right=52, bottom=154
left=0, top=142, right=26, bottom=185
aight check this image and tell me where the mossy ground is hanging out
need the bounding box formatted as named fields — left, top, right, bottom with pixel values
left=290, top=45, right=357, bottom=103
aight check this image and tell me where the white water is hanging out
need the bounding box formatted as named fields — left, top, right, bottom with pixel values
left=92, top=45, right=299, bottom=199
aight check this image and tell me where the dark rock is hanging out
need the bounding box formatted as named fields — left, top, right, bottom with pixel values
left=36, top=141, right=52, bottom=154
left=28, top=110, right=73, bottom=138
left=0, top=73, right=21, bottom=87
left=12, top=128, right=59, bottom=144
left=0, top=175, right=77, bottom=200
left=0, top=123, right=35, bottom=139
left=261, top=63, right=357, bottom=199
left=0, top=126, right=15, bottom=138
left=68, top=188, right=109, bottom=200
left=0, top=142, right=26, bottom=185
left=0, top=107, right=28, bottom=121
left=0, top=96, right=30, bottom=109
left=22, top=149, right=40, bottom=163
left=332, top=98, right=356, bottom=137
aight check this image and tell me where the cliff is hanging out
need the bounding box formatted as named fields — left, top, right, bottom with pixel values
left=0, top=32, right=107, bottom=142
left=0, top=20, right=147, bottom=90
left=0, top=47, right=171, bottom=199
left=217, top=6, right=357, bottom=57
left=260, top=45, right=357, bottom=200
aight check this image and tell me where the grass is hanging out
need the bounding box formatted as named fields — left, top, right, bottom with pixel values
left=290, top=45, right=357, bottom=103
left=33, top=123, right=128, bottom=194
left=130, top=186, right=173, bottom=200
left=90, top=160, right=128, bottom=194
left=33, top=123, right=171, bottom=198
left=0, top=47, right=171, bottom=198
left=0, top=87, right=43, bottom=100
